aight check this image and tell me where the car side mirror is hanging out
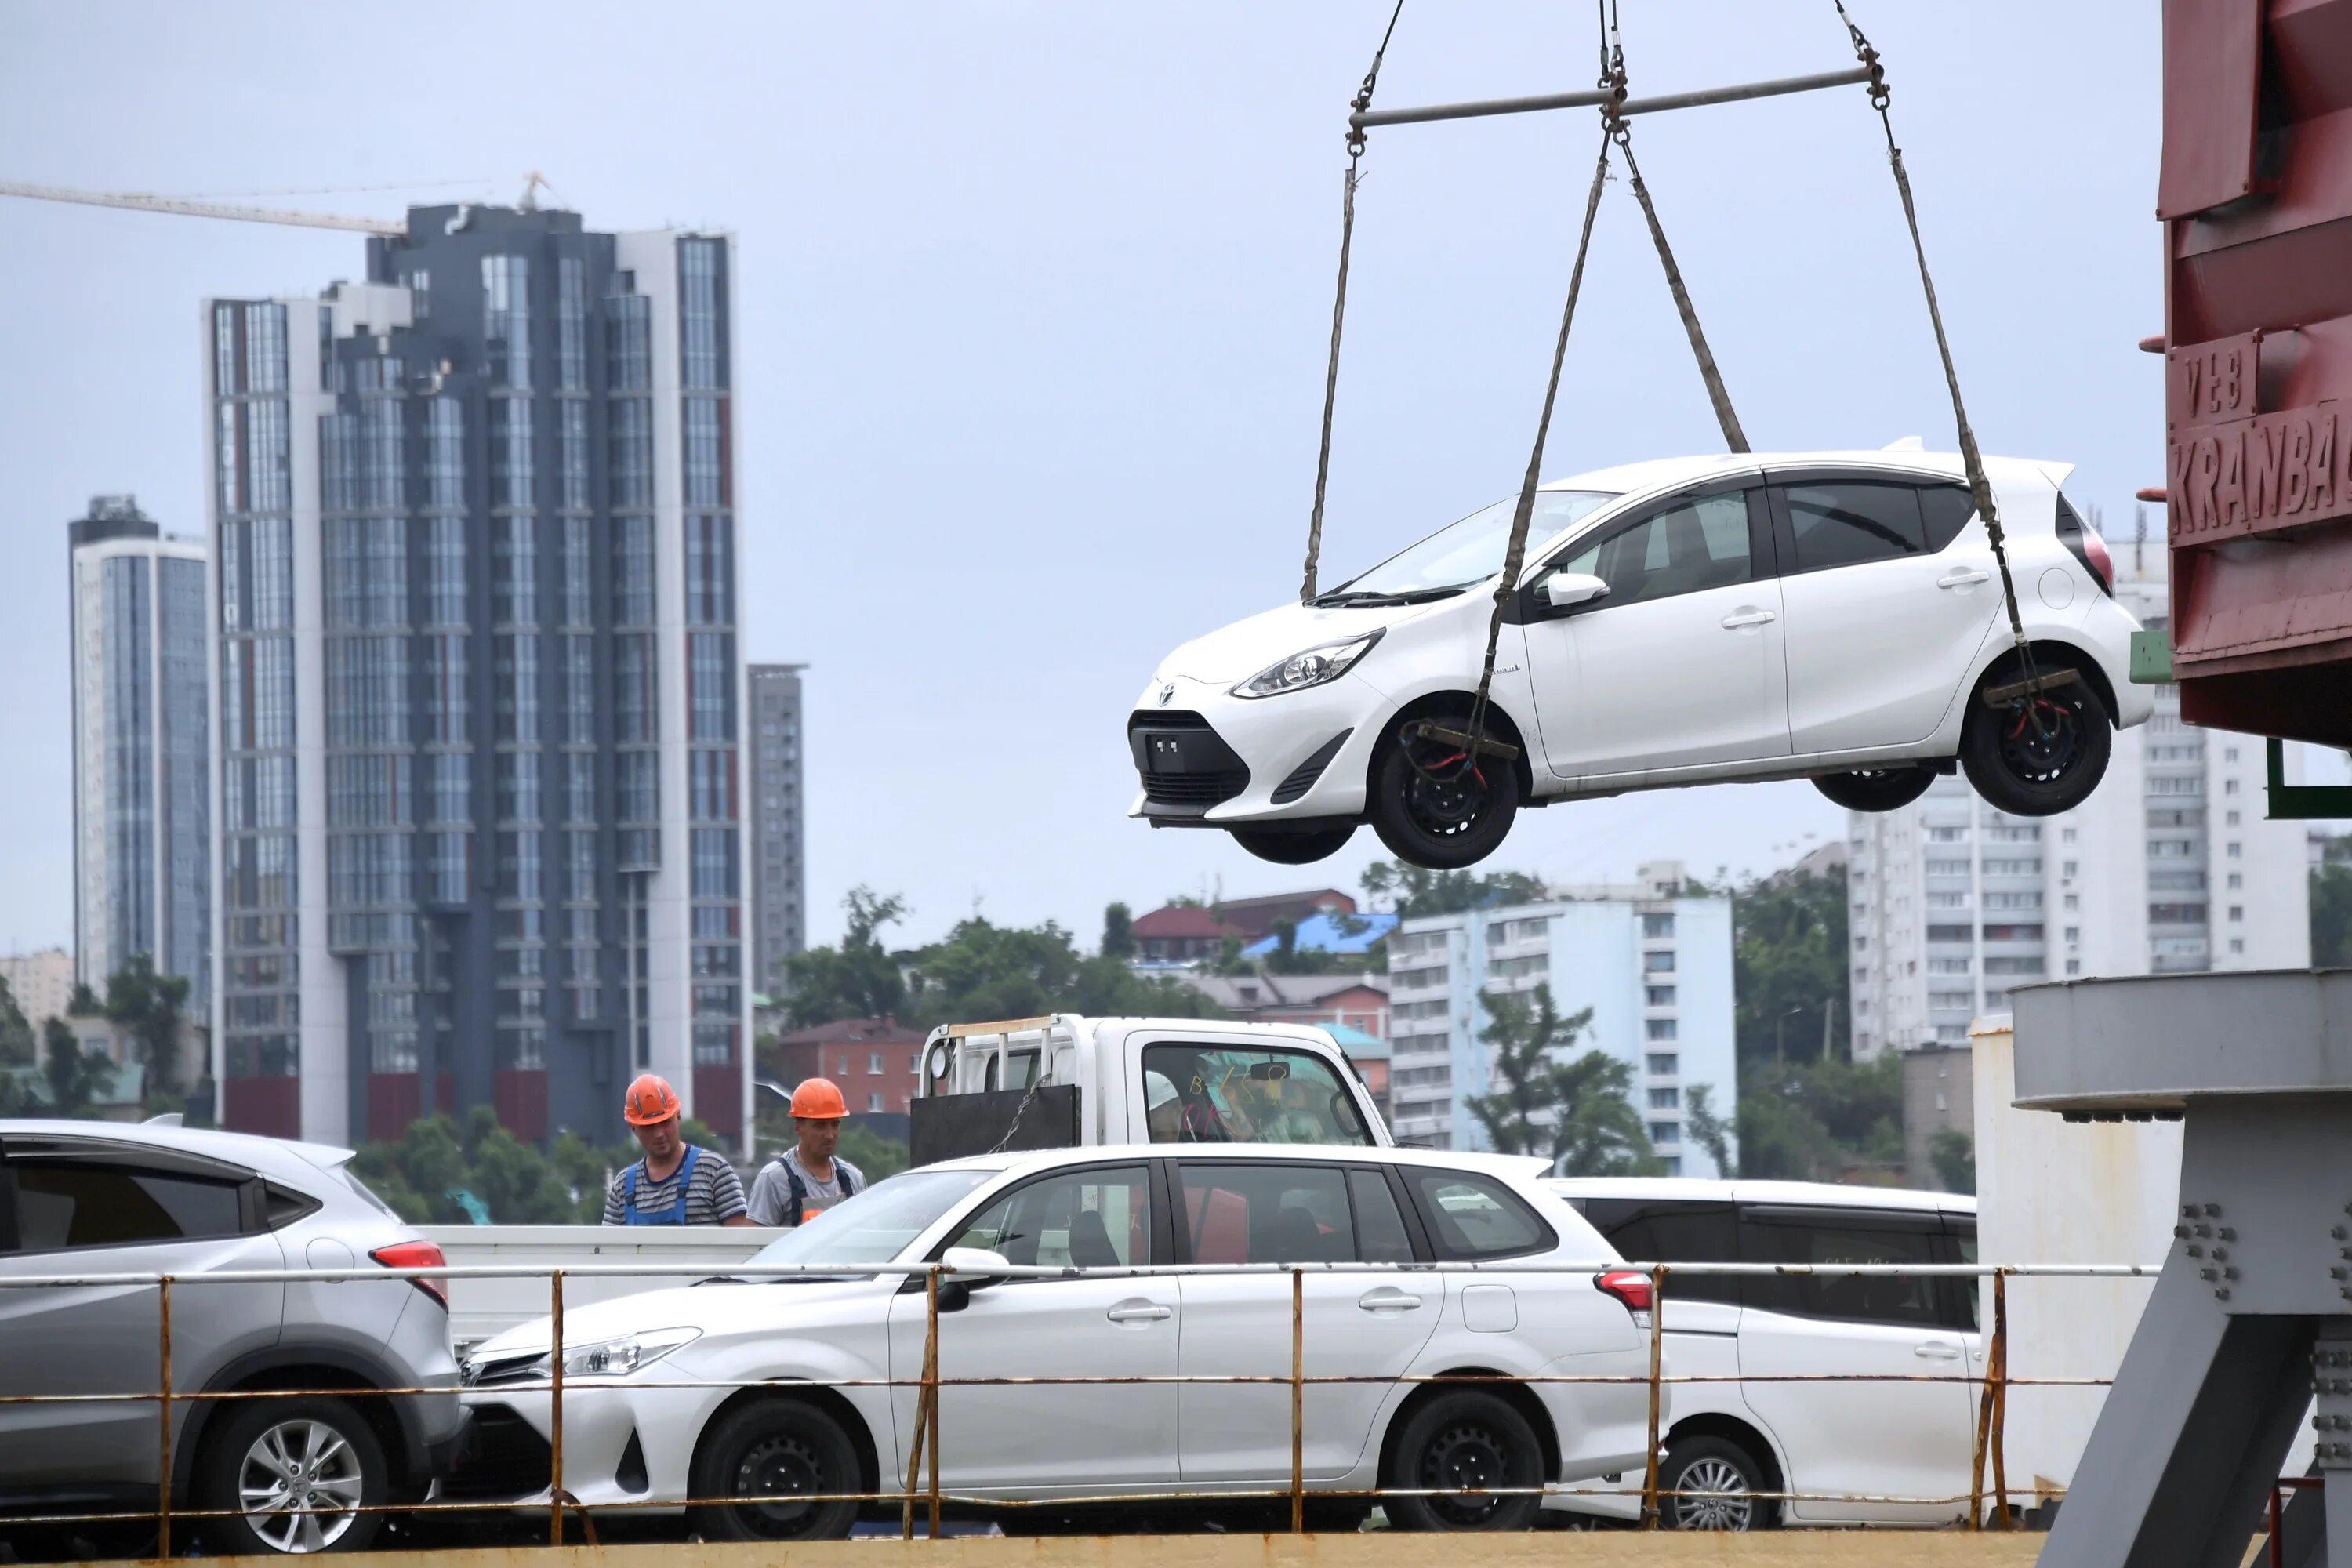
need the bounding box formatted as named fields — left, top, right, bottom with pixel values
left=1544, top=572, right=1610, bottom=611
left=942, top=1246, right=1011, bottom=1289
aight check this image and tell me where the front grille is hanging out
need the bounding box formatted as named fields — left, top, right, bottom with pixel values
left=464, top=1350, right=546, bottom=1388
left=1130, top=710, right=1250, bottom=815
left=442, top=1403, right=555, bottom=1501
left=1144, top=771, right=1250, bottom=807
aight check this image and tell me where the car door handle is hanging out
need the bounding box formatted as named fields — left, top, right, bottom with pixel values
left=1938, top=568, right=1991, bottom=589
left=1358, top=1288, right=1423, bottom=1313
left=1915, top=1341, right=1964, bottom=1361
left=1720, top=609, right=1777, bottom=629
left=1105, top=1303, right=1172, bottom=1323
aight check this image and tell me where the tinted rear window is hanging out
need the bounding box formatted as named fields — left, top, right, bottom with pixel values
left=1407, top=1169, right=1553, bottom=1260
left=13, top=1162, right=244, bottom=1251
left=1919, top=485, right=1976, bottom=551
left=1785, top=481, right=1926, bottom=570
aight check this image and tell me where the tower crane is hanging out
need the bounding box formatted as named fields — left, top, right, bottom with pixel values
left=0, top=179, right=405, bottom=234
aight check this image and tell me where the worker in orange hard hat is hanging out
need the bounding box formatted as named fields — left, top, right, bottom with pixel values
left=748, top=1076, right=866, bottom=1227
left=602, top=1073, right=753, bottom=1227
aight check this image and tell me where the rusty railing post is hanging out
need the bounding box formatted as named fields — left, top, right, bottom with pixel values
left=2270, top=1483, right=2287, bottom=1568
left=1991, top=1269, right=2011, bottom=1529
left=903, top=1268, right=936, bottom=1539
left=550, top=1269, right=565, bottom=1548
left=158, top=1276, right=174, bottom=1559
left=927, top=1266, right=942, bottom=1537
left=1969, top=1265, right=1994, bottom=1530
left=1291, top=1267, right=1305, bottom=1534
left=1640, top=1265, right=1667, bottom=1529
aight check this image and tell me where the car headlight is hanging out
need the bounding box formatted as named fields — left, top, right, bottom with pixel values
left=1231, top=631, right=1382, bottom=699
left=556, top=1327, right=702, bottom=1379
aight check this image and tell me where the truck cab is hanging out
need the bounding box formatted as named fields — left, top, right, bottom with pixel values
left=911, top=1014, right=1391, bottom=1163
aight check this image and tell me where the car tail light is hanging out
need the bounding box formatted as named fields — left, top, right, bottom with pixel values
left=371, top=1240, right=450, bottom=1309
left=1595, top=1269, right=1654, bottom=1316
left=2055, top=495, right=2114, bottom=596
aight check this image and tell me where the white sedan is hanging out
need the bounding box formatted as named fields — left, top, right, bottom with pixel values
left=456, top=1145, right=1659, bottom=1537
left=1130, top=448, right=2150, bottom=869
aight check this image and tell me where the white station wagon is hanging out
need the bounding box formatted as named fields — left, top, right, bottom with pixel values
left=1131, top=449, right=2149, bottom=869
left=456, top=1145, right=1661, bottom=1537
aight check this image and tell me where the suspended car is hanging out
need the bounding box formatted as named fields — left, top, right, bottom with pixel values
left=1128, top=449, right=2150, bottom=869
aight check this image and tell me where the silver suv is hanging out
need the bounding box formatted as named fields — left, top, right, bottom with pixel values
left=0, top=1119, right=464, bottom=1555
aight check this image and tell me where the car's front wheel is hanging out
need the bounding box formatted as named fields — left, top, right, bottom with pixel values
left=1369, top=721, right=1521, bottom=870
left=1383, top=1389, right=1544, bottom=1531
left=1812, top=767, right=1936, bottom=812
left=1231, top=824, right=1356, bottom=864
left=1960, top=663, right=2112, bottom=816
left=1657, top=1435, right=1773, bottom=1531
left=689, top=1398, right=862, bottom=1542
left=197, top=1396, right=387, bottom=1555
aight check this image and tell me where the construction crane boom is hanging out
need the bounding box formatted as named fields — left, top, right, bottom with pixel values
left=0, top=180, right=403, bottom=235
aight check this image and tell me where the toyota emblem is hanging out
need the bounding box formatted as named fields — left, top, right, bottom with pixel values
left=1156, top=684, right=1176, bottom=708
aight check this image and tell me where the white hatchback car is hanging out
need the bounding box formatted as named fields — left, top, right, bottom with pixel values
left=1131, top=450, right=2149, bottom=868
left=1545, top=1177, right=1980, bottom=1531
left=456, top=1145, right=1660, bottom=1537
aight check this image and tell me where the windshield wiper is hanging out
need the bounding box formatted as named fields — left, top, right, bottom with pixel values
left=1312, top=585, right=1472, bottom=608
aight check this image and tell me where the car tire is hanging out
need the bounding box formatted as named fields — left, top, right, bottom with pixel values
left=1232, top=824, right=1356, bottom=865
left=688, top=1398, right=862, bottom=1543
left=1369, top=722, right=1522, bottom=870
left=1657, top=1435, right=1773, bottom=1531
left=1959, top=662, right=2113, bottom=817
left=196, top=1395, right=388, bottom=1555
left=1811, top=767, right=1936, bottom=812
left=1383, top=1389, right=1544, bottom=1532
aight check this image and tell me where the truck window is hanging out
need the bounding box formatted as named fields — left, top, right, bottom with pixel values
left=1139, top=1044, right=1372, bottom=1146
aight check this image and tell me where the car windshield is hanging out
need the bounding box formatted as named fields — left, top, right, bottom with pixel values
left=1321, top=489, right=1620, bottom=602
left=742, top=1167, right=998, bottom=1272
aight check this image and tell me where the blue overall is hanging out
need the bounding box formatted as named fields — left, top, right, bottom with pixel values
left=620, top=1145, right=701, bottom=1226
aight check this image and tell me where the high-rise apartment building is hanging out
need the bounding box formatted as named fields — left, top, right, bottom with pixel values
left=747, top=663, right=806, bottom=998
left=70, top=495, right=211, bottom=1019
left=1847, top=576, right=2311, bottom=1058
left=205, top=205, right=750, bottom=1152
left=1385, top=862, right=1737, bottom=1174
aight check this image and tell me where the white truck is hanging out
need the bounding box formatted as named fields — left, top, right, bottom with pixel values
left=910, top=1014, right=1392, bottom=1160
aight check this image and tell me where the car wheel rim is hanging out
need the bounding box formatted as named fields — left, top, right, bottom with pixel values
left=732, top=1434, right=827, bottom=1535
left=1399, top=739, right=1492, bottom=840
left=1669, top=1456, right=1755, bottom=1531
left=1996, top=695, right=2086, bottom=785
left=1419, top=1421, right=1515, bottom=1523
left=237, top=1418, right=364, bottom=1552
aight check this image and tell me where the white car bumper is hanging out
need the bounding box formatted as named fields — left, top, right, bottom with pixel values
left=1126, top=670, right=1390, bottom=826
left=459, top=1377, right=735, bottom=1512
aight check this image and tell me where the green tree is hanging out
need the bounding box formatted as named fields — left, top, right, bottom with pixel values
left=1550, top=1050, right=1665, bottom=1178
left=902, top=916, right=1213, bottom=1029
left=0, top=976, right=33, bottom=1065
left=1930, top=1129, right=1976, bottom=1195
left=103, top=953, right=191, bottom=1092
left=1100, top=903, right=1135, bottom=961
left=1734, top=1054, right=1904, bottom=1182
left=42, top=1016, right=115, bottom=1118
left=2314, top=864, right=2352, bottom=967
left=784, top=888, right=909, bottom=1026
left=1467, top=985, right=1658, bottom=1175
left=1685, top=1083, right=1737, bottom=1178
left=1361, top=861, right=1547, bottom=918
left=838, top=1123, right=909, bottom=1183
left=1731, top=867, right=1849, bottom=1065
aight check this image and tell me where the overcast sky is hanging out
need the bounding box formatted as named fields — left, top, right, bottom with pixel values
left=0, top=2, right=2182, bottom=955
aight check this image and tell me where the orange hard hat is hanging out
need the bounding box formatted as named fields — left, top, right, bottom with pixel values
left=623, top=1073, right=683, bottom=1127
left=789, top=1077, right=849, bottom=1120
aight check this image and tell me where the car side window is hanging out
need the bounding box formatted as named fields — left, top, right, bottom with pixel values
left=13, top=1160, right=245, bottom=1252
left=1919, top=484, right=1976, bottom=552
left=1406, top=1169, right=1555, bottom=1260
left=1948, top=1218, right=1980, bottom=1332
left=1553, top=492, right=1753, bottom=609
left=1782, top=481, right=1928, bottom=572
left=1176, top=1163, right=1354, bottom=1265
left=1350, top=1169, right=1418, bottom=1264
left=1579, top=1198, right=1740, bottom=1305
left=946, top=1164, right=1151, bottom=1272
left=1738, top=1206, right=1944, bottom=1328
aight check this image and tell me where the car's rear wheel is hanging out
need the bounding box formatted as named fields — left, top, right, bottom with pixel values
left=1384, top=1390, right=1544, bottom=1532
left=1960, top=664, right=2112, bottom=816
left=689, top=1398, right=862, bottom=1542
left=1231, top=824, right=1356, bottom=864
left=1658, top=1435, right=1773, bottom=1531
left=1369, top=722, right=1521, bottom=870
left=197, top=1396, right=387, bottom=1555
left=1812, top=767, right=1936, bottom=812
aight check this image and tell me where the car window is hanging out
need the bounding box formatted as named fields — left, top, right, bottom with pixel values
left=1336, top=488, right=1620, bottom=598
left=1407, top=1169, right=1554, bottom=1260
left=1950, top=1218, right=1980, bottom=1331
left=1350, top=1169, right=1417, bottom=1264
left=1176, top=1163, right=1353, bottom=1265
left=1578, top=1198, right=1740, bottom=1305
left=1553, top=492, right=1752, bottom=608
left=13, top=1160, right=245, bottom=1252
left=1139, top=1044, right=1371, bottom=1145
left=1784, top=481, right=1927, bottom=571
left=947, top=1165, right=1150, bottom=1271
left=1918, top=484, right=1976, bottom=552
left=1739, top=1207, right=1944, bottom=1327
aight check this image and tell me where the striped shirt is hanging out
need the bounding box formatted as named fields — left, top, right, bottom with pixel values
left=601, top=1146, right=749, bottom=1225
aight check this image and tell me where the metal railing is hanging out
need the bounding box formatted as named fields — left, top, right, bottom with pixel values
left=0, top=1255, right=2169, bottom=1551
